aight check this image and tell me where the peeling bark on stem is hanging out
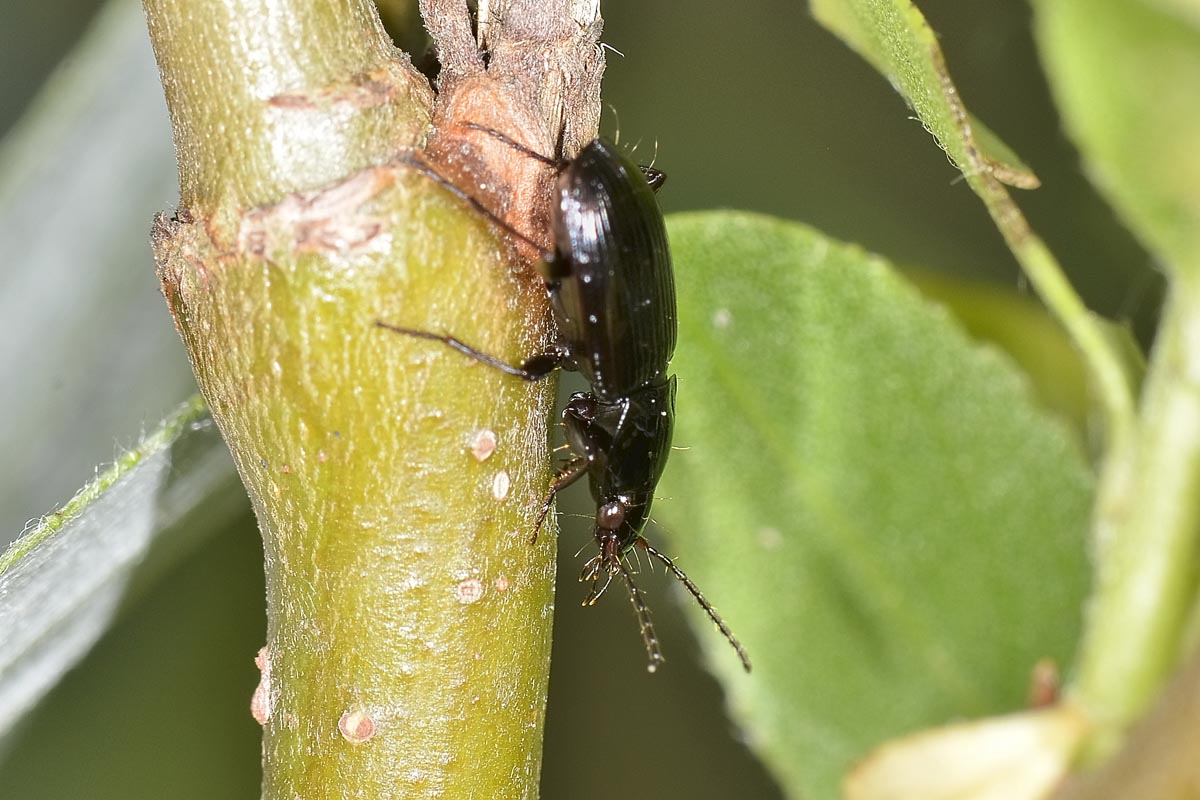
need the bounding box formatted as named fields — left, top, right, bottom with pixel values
left=143, top=0, right=603, bottom=796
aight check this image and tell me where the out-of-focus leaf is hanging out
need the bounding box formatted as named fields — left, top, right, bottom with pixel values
left=1033, top=1, right=1200, bottom=276
left=0, top=0, right=192, bottom=543
left=906, top=270, right=1091, bottom=432
left=808, top=0, right=1142, bottom=453
left=845, top=707, right=1086, bottom=800
left=657, top=212, right=1093, bottom=798
left=914, top=269, right=1148, bottom=452
left=0, top=397, right=241, bottom=740
left=1142, top=0, right=1200, bottom=32
left=810, top=0, right=1039, bottom=189
left=1052, top=647, right=1200, bottom=800
left=0, top=508, right=263, bottom=797
left=1089, top=315, right=1147, bottom=406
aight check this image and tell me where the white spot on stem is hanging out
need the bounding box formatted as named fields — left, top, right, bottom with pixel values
left=492, top=470, right=511, bottom=501
left=339, top=706, right=376, bottom=744
left=470, top=429, right=498, bottom=462
left=457, top=578, right=485, bottom=604
left=251, top=646, right=272, bottom=725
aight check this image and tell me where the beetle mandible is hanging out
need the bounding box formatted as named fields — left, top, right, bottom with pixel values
left=378, top=124, right=750, bottom=673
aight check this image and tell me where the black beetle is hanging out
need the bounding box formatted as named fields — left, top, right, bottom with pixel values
left=378, top=125, right=750, bottom=673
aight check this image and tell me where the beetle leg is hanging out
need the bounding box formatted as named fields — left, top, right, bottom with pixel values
left=530, top=457, right=590, bottom=544
left=462, top=123, right=566, bottom=169
left=578, top=554, right=611, bottom=605
left=579, top=534, right=623, bottom=605
left=579, top=553, right=601, bottom=582
left=375, top=321, right=567, bottom=381
left=399, top=151, right=556, bottom=263
left=532, top=254, right=574, bottom=283
left=581, top=570, right=614, bottom=606
left=515, top=345, right=571, bottom=381
left=639, top=164, right=667, bottom=193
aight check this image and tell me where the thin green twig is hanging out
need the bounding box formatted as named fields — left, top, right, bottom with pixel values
left=1071, top=275, right=1200, bottom=760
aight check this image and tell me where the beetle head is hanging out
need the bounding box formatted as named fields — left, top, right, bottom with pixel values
left=592, top=491, right=653, bottom=558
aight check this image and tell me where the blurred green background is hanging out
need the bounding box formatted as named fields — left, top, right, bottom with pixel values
left=0, top=0, right=1154, bottom=797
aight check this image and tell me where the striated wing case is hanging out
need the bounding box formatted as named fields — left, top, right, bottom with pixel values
left=550, top=139, right=677, bottom=400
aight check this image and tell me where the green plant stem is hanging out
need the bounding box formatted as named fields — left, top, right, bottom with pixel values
left=144, top=1, right=558, bottom=797
left=982, top=171, right=1200, bottom=761
left=966, top=172, right=1136, bottom=448
left=1071, top=274, right=1200, bottom=760
left=145, top=0, right=432, bottom=211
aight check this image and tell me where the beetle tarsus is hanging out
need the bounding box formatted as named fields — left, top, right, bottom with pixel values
left=582, top=570, right=613, bottom=606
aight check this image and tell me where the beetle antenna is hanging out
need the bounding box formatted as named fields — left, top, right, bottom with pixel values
left=461, top=122, right=564, bottom=168
left=617, top=559, right=666, bottom=673
left=636, top=538, right=752, bottom=673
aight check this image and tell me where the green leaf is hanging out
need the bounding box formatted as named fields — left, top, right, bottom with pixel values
left=656, top=212, right=1094, bottom=798
left=1033, top=1, right=1200, bottom=276
left=810, top=0, right=1039, bottom=189
left=905, top=270, right=1091, bottom=432
left=808, top=0, right=1139, bottom=449
left=0, top=0, right=196, bottom=542
left=0, top=0, right=237, bottom=742
left=0, top=397, right=242, bottom=739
